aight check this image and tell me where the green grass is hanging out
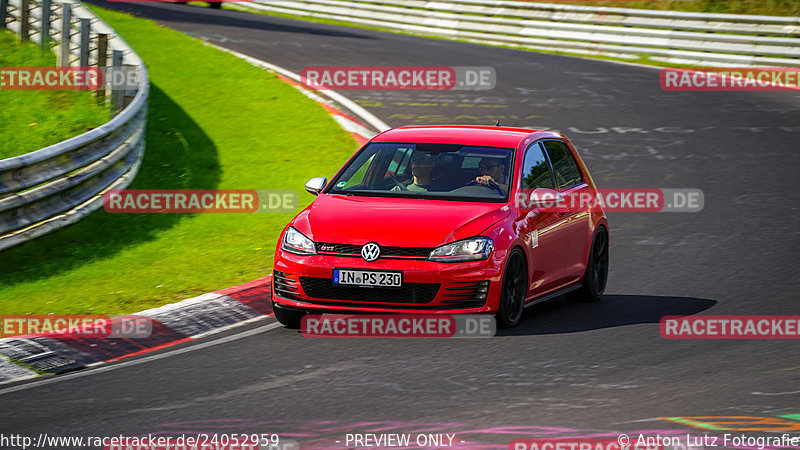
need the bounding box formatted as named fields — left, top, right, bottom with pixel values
left=0, top=31, right=111, bottom=159
left=0, top=6, right=357, bottom=315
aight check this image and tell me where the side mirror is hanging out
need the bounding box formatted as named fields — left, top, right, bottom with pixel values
left=305, top=177, right=327, bottom=196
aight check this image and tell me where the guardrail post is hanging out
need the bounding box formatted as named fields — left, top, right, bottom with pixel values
left=79, top=18, right=89, bottom=67
left=96, top=33, right=107, bottom=103
left=0, top=0, right=8, bottom=30
left=40, top=0, right=51, bottom=50
left=20, top=0, right=30, bottom=41
left=58, top=2, right=71, bottom=66
left=111, top=49, right=123, bottom=113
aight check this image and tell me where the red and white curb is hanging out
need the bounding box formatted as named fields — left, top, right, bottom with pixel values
left=0, top=44, right=392, bottom=386
left=0, top=276, right=274, bottom=384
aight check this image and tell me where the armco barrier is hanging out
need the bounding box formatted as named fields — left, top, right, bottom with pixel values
left=0, top=0, right=148, bottom=251
left=243, top=0, right=800, bottom=67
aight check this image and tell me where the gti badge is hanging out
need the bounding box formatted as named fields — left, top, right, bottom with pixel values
left=361, top=242, right=381, bottom=262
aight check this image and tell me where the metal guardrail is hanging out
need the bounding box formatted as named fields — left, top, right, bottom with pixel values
left=0, top=0, right=148, bottom=252
left=245, top=0, right=800, bottom=67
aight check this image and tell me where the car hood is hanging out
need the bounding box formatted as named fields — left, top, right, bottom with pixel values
left=291, top=194, right=511, bottom=247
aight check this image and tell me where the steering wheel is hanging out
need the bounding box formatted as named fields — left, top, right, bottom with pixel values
left=388, top=173, right=409, bottom=191
left=466, top=179, right=505, bottom=196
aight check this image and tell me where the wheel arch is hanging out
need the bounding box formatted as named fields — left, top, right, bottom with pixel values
left=579, top=224, right=609, bottom=283
left=507, top=243, right=530, bottom=297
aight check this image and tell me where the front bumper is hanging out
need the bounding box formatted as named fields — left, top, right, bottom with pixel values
left=272, top=251, right=504, bottom=314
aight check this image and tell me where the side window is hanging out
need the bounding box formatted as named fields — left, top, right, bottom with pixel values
left=543, top=140, right=583, bottom=189
left=521, top=144, right=555, bottom=190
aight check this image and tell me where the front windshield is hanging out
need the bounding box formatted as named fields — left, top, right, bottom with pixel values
left=329, top=143, right=514, bottom=201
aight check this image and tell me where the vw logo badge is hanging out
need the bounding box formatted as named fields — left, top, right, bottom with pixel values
left=361, top=242, right=381, bottom=262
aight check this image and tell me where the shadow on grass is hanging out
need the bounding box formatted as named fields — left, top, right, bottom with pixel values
left=497, top=294, right=717, bottom=336
left=0, top=84, right=220, bottom=285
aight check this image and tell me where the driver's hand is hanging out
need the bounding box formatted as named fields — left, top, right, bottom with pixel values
left=476, top=175, right=495, bottom=186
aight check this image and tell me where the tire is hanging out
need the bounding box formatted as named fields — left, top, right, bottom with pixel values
left=496, top=248, right=527, bottom=328
left=272, top=302, right=305, bottom=329
left=568, top=227, right=609, bottom=303
left=209, top=2, right=222, bottom=8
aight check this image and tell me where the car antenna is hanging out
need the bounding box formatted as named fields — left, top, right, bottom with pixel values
left=494, top=120, right=501, bottom=126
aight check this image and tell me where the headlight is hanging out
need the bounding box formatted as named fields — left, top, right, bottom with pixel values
left=428, top=237, right=493, bottom=263
left=281, top=226, right=316, bottom=255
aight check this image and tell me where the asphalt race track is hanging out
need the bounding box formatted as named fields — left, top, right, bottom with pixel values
left=2, top=3, right=799, bottom=447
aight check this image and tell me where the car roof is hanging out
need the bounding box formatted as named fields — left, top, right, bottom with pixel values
left=370, top=125, right=542, bottom=148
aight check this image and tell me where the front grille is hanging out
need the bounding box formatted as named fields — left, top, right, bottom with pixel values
left=315, top=242, right=432, bottom=259
left=299, top=277, right=439, bottom=304
left=382, top=246, right=432, bottom=257
left=315, top=243, right=361, bottom=254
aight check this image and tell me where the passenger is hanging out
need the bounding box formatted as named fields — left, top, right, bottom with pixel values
left=393, top=152, right=437, bottom=192
left=475, top=157, right=508, bottom=192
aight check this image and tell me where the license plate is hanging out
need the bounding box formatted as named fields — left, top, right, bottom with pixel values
left=333, top=269, right=402, bottom=287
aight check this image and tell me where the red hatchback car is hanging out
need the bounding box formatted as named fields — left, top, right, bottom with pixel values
left=272, top=126, right=609, bottom=328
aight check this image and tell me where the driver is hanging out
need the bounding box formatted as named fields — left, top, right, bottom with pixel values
left=475, top=157, right=508, bottom=193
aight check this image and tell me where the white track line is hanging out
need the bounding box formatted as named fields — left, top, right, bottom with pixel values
left=205, top=42, right=390, bottom=133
